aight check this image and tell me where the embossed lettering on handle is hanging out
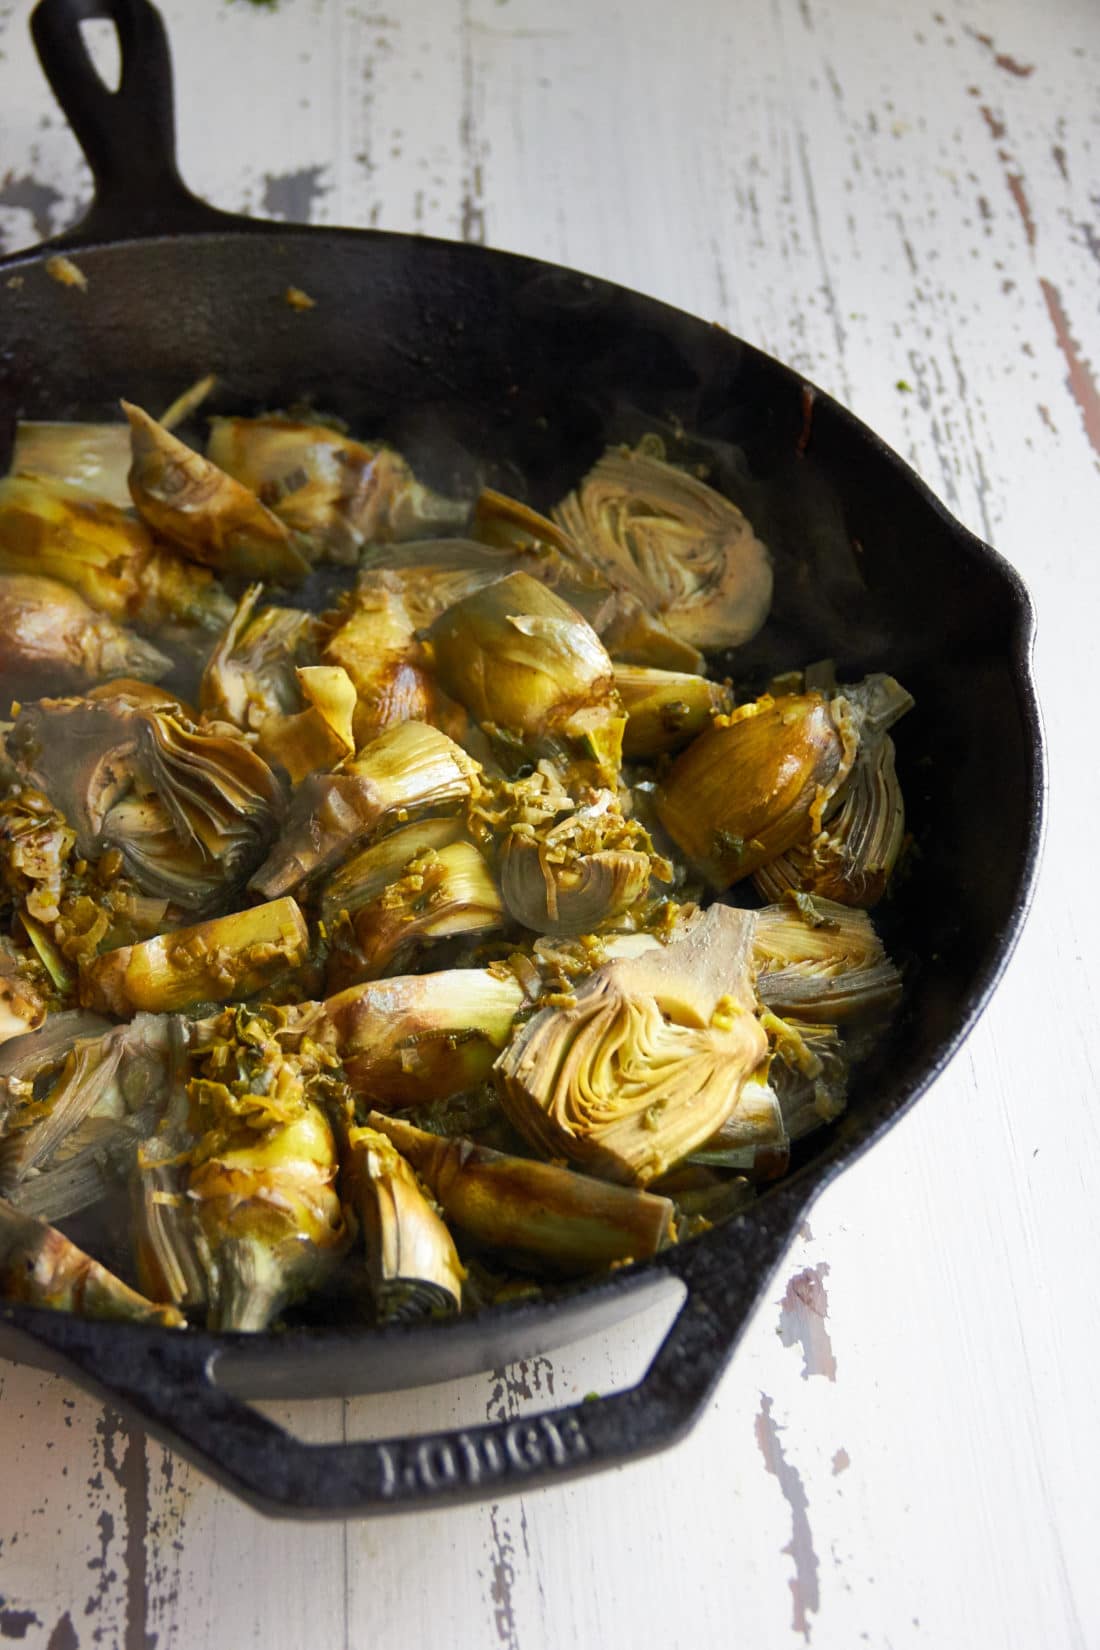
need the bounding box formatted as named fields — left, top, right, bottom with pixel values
left=376, top=1414, right=591, bottom=1498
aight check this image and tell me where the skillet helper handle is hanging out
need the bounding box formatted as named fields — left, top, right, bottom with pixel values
left=31, top=0, right=235, bottom=245
left=12, top=1216, right=796, bottom=1518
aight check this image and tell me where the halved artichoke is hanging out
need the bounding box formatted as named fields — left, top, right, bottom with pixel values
left=553, top=446, right=773, bottom=652
left=655, top=691, right=857, bottom=888
left=329, top=840, right=504, bottom=987
left=251, top=719, right=481, bottom=899
left=614, top=663, right=731, bottom=759
left=496, top=904, right=769, bottom=1186
left=754, top=674, right=914, bottom=908
left=325, top=966, right=527, bottom=1106
left=79, top=897, right=309, bottom=1017
left=12, top=693, right=284, bottom=912
left=319, top=816, right=467, bottom=926
left=207, top=416, right=467, bottom=560
left=123, top=402, right=312, bottom=585
left=428, top=570, right=625, bottom=779
left=367, top=1111, right=675, bottom=1272
left=0, top=473, right=234, bottom=631
left=0, top=573, right=170, bottom=690
left=0, top=1197, right=185, bottom=1326
left=342, top=1123, right=465, bottom=1317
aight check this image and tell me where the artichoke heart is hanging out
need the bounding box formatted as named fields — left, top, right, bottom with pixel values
left=655, top=691, right=857, bottom=889
left=427, top=570, right=625, bottom=779
left=207, top=416, right=467, bottom=561
left=0, top=573, right=170, bottom=691
left=614, top=663, right=731, bottom=758
left=343, top=1124, right=465, bottom=1318
left=325, top=966, right=527, bottom=1106
left=0, top=1197, right=185, bottom=1326
left=330, top=840, right=504, bottom=988
left=553, top=446, right=773, bottom=653
left=0, top=472, right=233, bottom=632
left=496, top=904, right=769, bottom=1186
left=251, top=719, right=481, bottom=899
left=366, top=1111, right=675, bottom=1272
left=79, top=897, right=309, bottom=1017
left=753, top=897, right=902, bottom=1022
left=123, top=402, right=311, bottom=585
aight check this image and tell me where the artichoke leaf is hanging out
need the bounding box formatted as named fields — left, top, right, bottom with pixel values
left=0, top=1196, right=185, bottom=1326
left=199, top=582, right=317, bottom=731
left=366, top=1111, right=675, bottom=1273
left=10, top=420, right=133, bottom=508
left=496, top=904, right=769, bottom=1187
left=123, top=402, right=311, bottom=584
left=320, top=816, right=468, bottom=926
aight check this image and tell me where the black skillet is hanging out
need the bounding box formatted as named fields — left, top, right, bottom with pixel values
left=0, top=0, right=1044, bottom=1517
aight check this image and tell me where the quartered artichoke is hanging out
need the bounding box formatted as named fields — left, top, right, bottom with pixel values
left=251, top=719, right=481, bottom=898
left=0, top=573, right=170, bottom=691
left=0, top=473, right=234, bottom=632
left=342, top=1122, right=466, bottom=1318
left=123, top=402, right=312, bottom=585
left=207, top=416, right=467, bottom=559
left=0, top=398, right=911, bottom=1335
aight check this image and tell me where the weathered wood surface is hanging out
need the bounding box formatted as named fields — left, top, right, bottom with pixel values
left=0, top=0, right=1097, bottom=1645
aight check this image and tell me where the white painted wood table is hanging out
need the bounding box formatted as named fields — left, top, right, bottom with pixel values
left=0, top=0, right=1097, bottom=1644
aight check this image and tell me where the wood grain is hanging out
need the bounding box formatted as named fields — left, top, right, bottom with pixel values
left=1, top=0, right=1098, bottom=1645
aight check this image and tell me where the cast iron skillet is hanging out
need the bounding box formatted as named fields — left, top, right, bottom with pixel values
left=0, top=0, right=1044, bottom=1518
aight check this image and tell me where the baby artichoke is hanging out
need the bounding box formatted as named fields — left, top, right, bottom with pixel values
left=496, top=904, right=768, bottom=1186
left=0, top=574, right=170, bottom=691
left=754, top=673, right=914, bottom=908
left=553, top=445, right=773, bottom=653
left=322, top=573, right=465, bottom=747
left=123, top=402, right=312, bottom=585
left=655, top=692, right=856, bottom=888
left=0, top=1198, right=184, bottom=1326
left=319, top=817, right=467, bottom=926
left=614, top=663, right=731, bottom=758
left=207, top=416, right=467, bottom=560
left=0, top=473, right=234, bottom=632
left=325, top=966, right=527, bottom=1106
left=753, top=897, right=902, bottom=1022
left=367, top=1111, right=675, bottom=1272
left=199, top=583, right=316, bottom=730
left=428, top=570, right=625, bottom=779
left=79, top=897, right=309, bottom=1017
left=251, top=719, right=481, bottom=898
left=329, top=840, right=504, bottom=988
left=342, top=1123, right=465, bottom=1318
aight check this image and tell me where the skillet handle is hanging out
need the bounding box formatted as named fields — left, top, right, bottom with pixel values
left=30, top=0, right=242, bottom=245
left=4, top=1209, right=801, bottom=1518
